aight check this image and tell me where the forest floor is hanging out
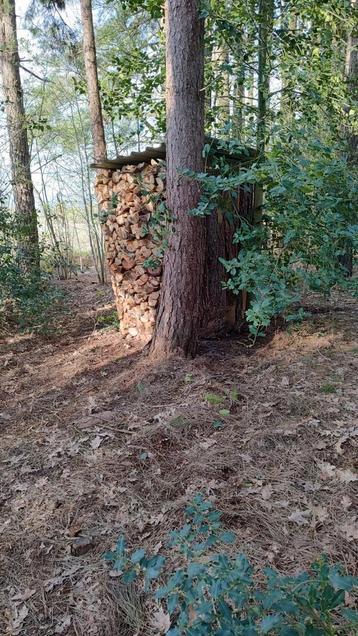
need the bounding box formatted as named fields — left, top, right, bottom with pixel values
left=0, top=272, right=357, bottom=636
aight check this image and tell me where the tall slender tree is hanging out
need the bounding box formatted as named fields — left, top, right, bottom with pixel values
left=340, top=0, right=358, bottom=276
left=0, top=0, right=39, bottom=270
left=346, top=0, right=358, bottom=159
left=150, top=0, right=206, bottom=358
left=79, top=0, right=107, bottom=162
left=257, top=0, right=274, bottom=156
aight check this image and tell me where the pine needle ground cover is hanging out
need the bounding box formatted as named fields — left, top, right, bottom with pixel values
left=0, top=274, right=357, bottom=635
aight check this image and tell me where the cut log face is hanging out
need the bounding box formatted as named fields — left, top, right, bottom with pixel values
left=95, top=161, right=166, bottom=342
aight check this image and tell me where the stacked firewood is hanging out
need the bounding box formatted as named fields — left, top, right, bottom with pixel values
left=95, top=160, right=166, bottom=341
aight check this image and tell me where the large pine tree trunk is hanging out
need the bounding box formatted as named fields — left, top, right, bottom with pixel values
left=0, top=0, right=39, bottom=271
left=150, top=0, right=206, bottom=358
left=80, top=0, right=106, bottom=162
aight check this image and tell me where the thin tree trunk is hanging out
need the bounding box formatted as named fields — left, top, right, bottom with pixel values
left=34, top=139, right=69, bottom=276
left=0, top=0, right=39, bottom=271
left=212, top=43, right=230, bottom=132
left=280, top=2, right=297, bottom=127
left=150, top=0, right=206, bottom=358
left=69, top=99, right=106, bottom=283
left=79, top=0, right=106, bottom=162
left=346, top=0, right=358, bottom=159
left=255, top=0, right=274, bottom=226
left=339, top=0, right=357, bottom=276
left=257, top=0, right=274, bottom=156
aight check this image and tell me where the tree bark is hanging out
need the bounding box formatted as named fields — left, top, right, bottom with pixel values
left=339, top=0, right=357, bottom=277
left=150, top=0, right=206, bottom=358
left=0, top=0, right=39, bottom=271
left=346, top=0, right=358, bottom=159
left=257, top=0, right=274, bottom=156
left=79, top=0, right=107, bottom=162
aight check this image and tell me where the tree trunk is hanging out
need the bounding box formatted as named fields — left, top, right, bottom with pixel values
left=346, top=0, right=358, bottom=159
left=255, top=0, right=274, bottom=227
left=339, top=0, right=357, bottom=277
left=257, top=0, right=274, bottom=156
left=150, top=0, right=206, bottom=358
left=79, top=0, right=107, bottom=162
left=0, top=0, right=39, bottom=271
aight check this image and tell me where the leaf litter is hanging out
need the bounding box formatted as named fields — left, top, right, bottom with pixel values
left=0, top=274, right=357, bottom=634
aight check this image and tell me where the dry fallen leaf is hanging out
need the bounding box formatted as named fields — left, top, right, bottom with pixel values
left=97, top=410, right=117, bottom=422
left=318, top=462, right=336, bottom=479
left=336, top=468, right=357, bottom=484
left=44, top=564, right=81, bottom=592
left=90, top=436, right=103, bottom=450
left=11, top=589, right=36, bottom=602
left=152, top=607, right=170, bottom=634
left=335, top=426, right=358, bottom=455
left=11, top=603, right=29, bottom=635
left=199, top=438, right=217, bottom=450
left=309, top=505, right=329, bottom=528
left=87, top=395, right=97, bottom=414
left=341, top=495, right=352, bottom=510
left=44, top=575, right=65, bottom=593
left=55, top=615, right=72, bottom=634
left=261, top=484, right=274, bottom=501
left=288, top=510, right=311, bottom=525
left=340, top=517, right=358, bottom=542
left=314, top=440, right=328, bottom=450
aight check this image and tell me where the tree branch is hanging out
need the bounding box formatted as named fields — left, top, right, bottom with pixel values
left=20, top=65, right=50, bottom=83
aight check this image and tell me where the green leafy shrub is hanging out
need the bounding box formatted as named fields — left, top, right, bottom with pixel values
left=104, top=495, right=358, bottom=635
left=185, top=130, right=358, bottom=338
left=0, top=196, right=64, bottom=334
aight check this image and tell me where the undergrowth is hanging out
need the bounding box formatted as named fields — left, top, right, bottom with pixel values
left=0, top=199, right=65, bottom=335
left=104, top=495, right=358, bottom=635
left=95, top=309, right=120, bottom=330
left=185, top=130, right=358, bottom=339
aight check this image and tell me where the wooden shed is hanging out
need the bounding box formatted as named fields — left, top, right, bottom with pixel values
left=93, top=140, right=258, bottom=342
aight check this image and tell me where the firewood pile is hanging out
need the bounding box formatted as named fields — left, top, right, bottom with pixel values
left=95, top=160, right=166, bottom=342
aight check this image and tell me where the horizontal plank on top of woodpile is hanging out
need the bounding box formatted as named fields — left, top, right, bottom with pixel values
left=90, top=137, right=257, bottom=170
left=91, top=145, right=166, bottom=169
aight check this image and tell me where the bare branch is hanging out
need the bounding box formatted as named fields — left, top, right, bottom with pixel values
left=20, top=64, right=51, bottom=83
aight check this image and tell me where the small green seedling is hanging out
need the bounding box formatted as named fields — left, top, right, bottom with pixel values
left=320, top=383, right=337, bottom=394
left=204, top=392, right=225, bottom=405
left=228, top=387, right=239, bottom=402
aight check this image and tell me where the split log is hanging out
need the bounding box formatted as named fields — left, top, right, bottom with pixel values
left=95, top=159, right=166, bottom=342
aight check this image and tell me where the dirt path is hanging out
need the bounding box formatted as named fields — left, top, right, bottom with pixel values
left=0, top=275, right=357, bottom=635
